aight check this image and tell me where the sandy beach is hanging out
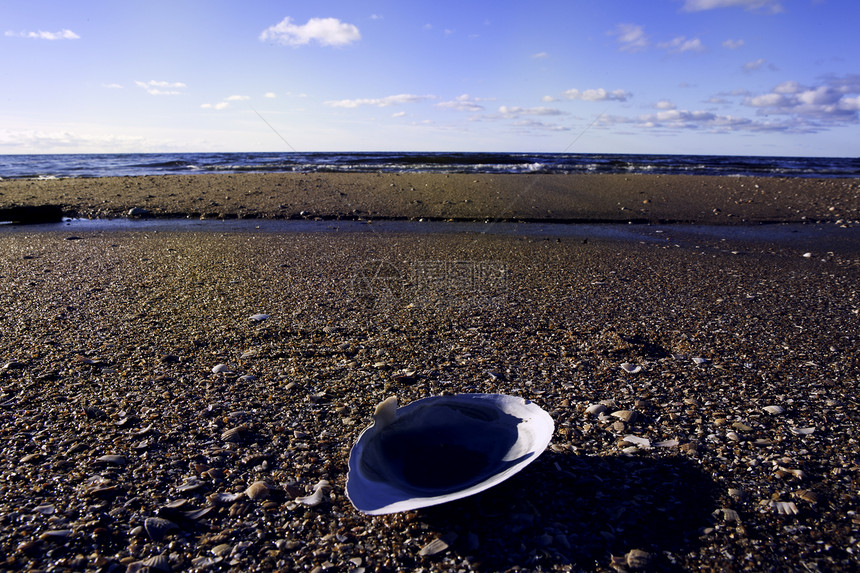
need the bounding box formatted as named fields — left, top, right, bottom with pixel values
left=2, top=173, right=859, bottom=224
left=1, top=173, right=859, bottom=571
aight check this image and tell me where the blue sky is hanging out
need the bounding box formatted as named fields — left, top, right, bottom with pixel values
left=2, top=0, right=858, bottom=156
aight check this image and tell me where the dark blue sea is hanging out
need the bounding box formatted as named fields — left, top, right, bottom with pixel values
left=1, top=152, right=858, bottom=180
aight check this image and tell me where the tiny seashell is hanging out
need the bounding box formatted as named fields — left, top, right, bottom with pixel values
left=726, top=431, right=741, bottom=442
left=654, top=438, right=680, bottom=448
left=249, top=314, right=270, bottom=322
left=611, top=410, right=637, bottom=423
left=713, top=508, right=741, bottom=523
left=295, top=479, right=330, bottom=506
left=622, top=435, right=651, bottom=449
left=144, top=516, right=178, bottom=541
left=83, top=405, right=107, bottom=419
left=794, top=489, right=820, bottom=504
left=585, top=404, right=608, bottom=416
left=692, top=357, right=708, bottom=365
left=176, top=478, right=206, bottom=493
left=790, top=426, right=816, bottom=435
left=19, top=453, right=42, bottom=464
left=626, top=548, right=652, bottom=570
left=778, top=466, right=807, bottom=480
left=322, top=325, right=337, bottom=334
left=39, top=529, right=73, bottom=541
left=769, top=500, right=799, bottom=515
left=139, top=555, right=170, bottom=572
left=221, top=424, right=248, bottom=442
left=731, top=421, right=753, bottom=432
left=418, top=533, right=457, bottom=556
left=33, top=504, right=56, bottom=515
left=132, top=424, right=154, bottom=437
left=208, top=492, right=243, bottom=505
left=763, top=405, right=785, bottom=415
left=96, top=454, right=127, bottom=466
left=728, top=488, right=745, bottom=500
left=212, top=363, right=234, bottom=374
left=244, top=481, right=271, bottom=501
left=620, top=362, right=642, bottom=374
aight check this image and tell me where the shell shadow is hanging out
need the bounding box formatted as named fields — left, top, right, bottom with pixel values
left=417, top=450, right=718, bottom=571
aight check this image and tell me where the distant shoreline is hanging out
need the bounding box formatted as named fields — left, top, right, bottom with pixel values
left=1, top=172, right=858, bottom=225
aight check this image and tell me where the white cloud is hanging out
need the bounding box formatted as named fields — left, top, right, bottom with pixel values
left=135, top=80, right=186, bottom=95
left=5, top=29, right=79, bottom=40
left=561, top=88, right=631, bottom=102
left=741, top=76, right=860, bottom=127
left=531, top=52, right=549, bottom=59
left=681, top=0, right=783, bottom=12
left=655, top=100, right=677, bottom=110
left=722, top=38, right=744, bottom=49
left=659, top=36, right=705, bottom=54
left=610, top=23, right=649, bottom=53
left=391, top=111, right=406, bottom=118
left=201, top=102, right=231, bottom=110
left=102, top=83, right=123, bottom=89
left=498, top=106, right=566, bottom=118
left=264, top=92, right=277, bottom=98
left=260, top=17, right=360, bottom=47
left=436, top=94, right=485, bottom=112
left=742, top=58, right=777, bottom=72
left=226, top=95, right=250, bottom=101
left=324, top=94, right=435, bottom=108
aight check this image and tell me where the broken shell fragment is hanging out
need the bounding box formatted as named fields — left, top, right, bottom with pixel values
left=620, top=362, right=642, bottom=374
left=346, top=394, right=554, bottom=515
left=296, top=480, right=330, bottom=506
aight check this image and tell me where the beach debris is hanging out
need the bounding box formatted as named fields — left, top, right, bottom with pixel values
left=692, top=357, right=709, bottom=366
left=763, top=405, right=785, bottom=415
left=790, top=426, right=816, bottom=435
left=346, top=394, right=554, bottom=514
left=248, top=313, right=270, bottom=322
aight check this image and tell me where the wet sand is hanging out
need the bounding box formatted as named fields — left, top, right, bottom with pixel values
left=2, top=172, right=859, bottom=224
left=0, top=174, right=859, bottom=571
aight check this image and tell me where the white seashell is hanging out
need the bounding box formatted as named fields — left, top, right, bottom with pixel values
left=654, top=439, right=679, bottom=448
left=346, top=394, right=554, bottom=515
left=620, top=362, right=642, bottom=374
left=208, top=492, right=243, bottom=505
left=778, top=466, right=807, bottom=480
left=622, top=435, right=651, bottom=449
left=790, top=426, right=816, bottom=435
left=248, top=314, right=270, bottom=322
left=585, top=404, right=608, bottom=416
left=763, top=405, right=785, bottom=415
left=212, top=363, right=234, bottom=374
left=296, top=479, right=330, bottom=506
left=769, top=500, right=799, bottom=515
left=692, top=357, right=708, bottom=366
left=418, top=533, right=457, bottom=556
left=726, top=431, right=741, bottom=441
left=96, top=454, right=127, bottom=466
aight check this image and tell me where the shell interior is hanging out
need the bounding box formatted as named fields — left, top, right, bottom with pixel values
left=346, top=394, right=554, bottom=515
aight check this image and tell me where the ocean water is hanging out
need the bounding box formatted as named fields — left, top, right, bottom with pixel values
left=1, top=152, right=858, bottom=180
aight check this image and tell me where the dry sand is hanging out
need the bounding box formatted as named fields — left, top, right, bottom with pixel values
left=0, top=173, right=859, bottom=571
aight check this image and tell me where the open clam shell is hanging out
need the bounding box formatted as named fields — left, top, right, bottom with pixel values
left=346, top=394, right=554, bottom=515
